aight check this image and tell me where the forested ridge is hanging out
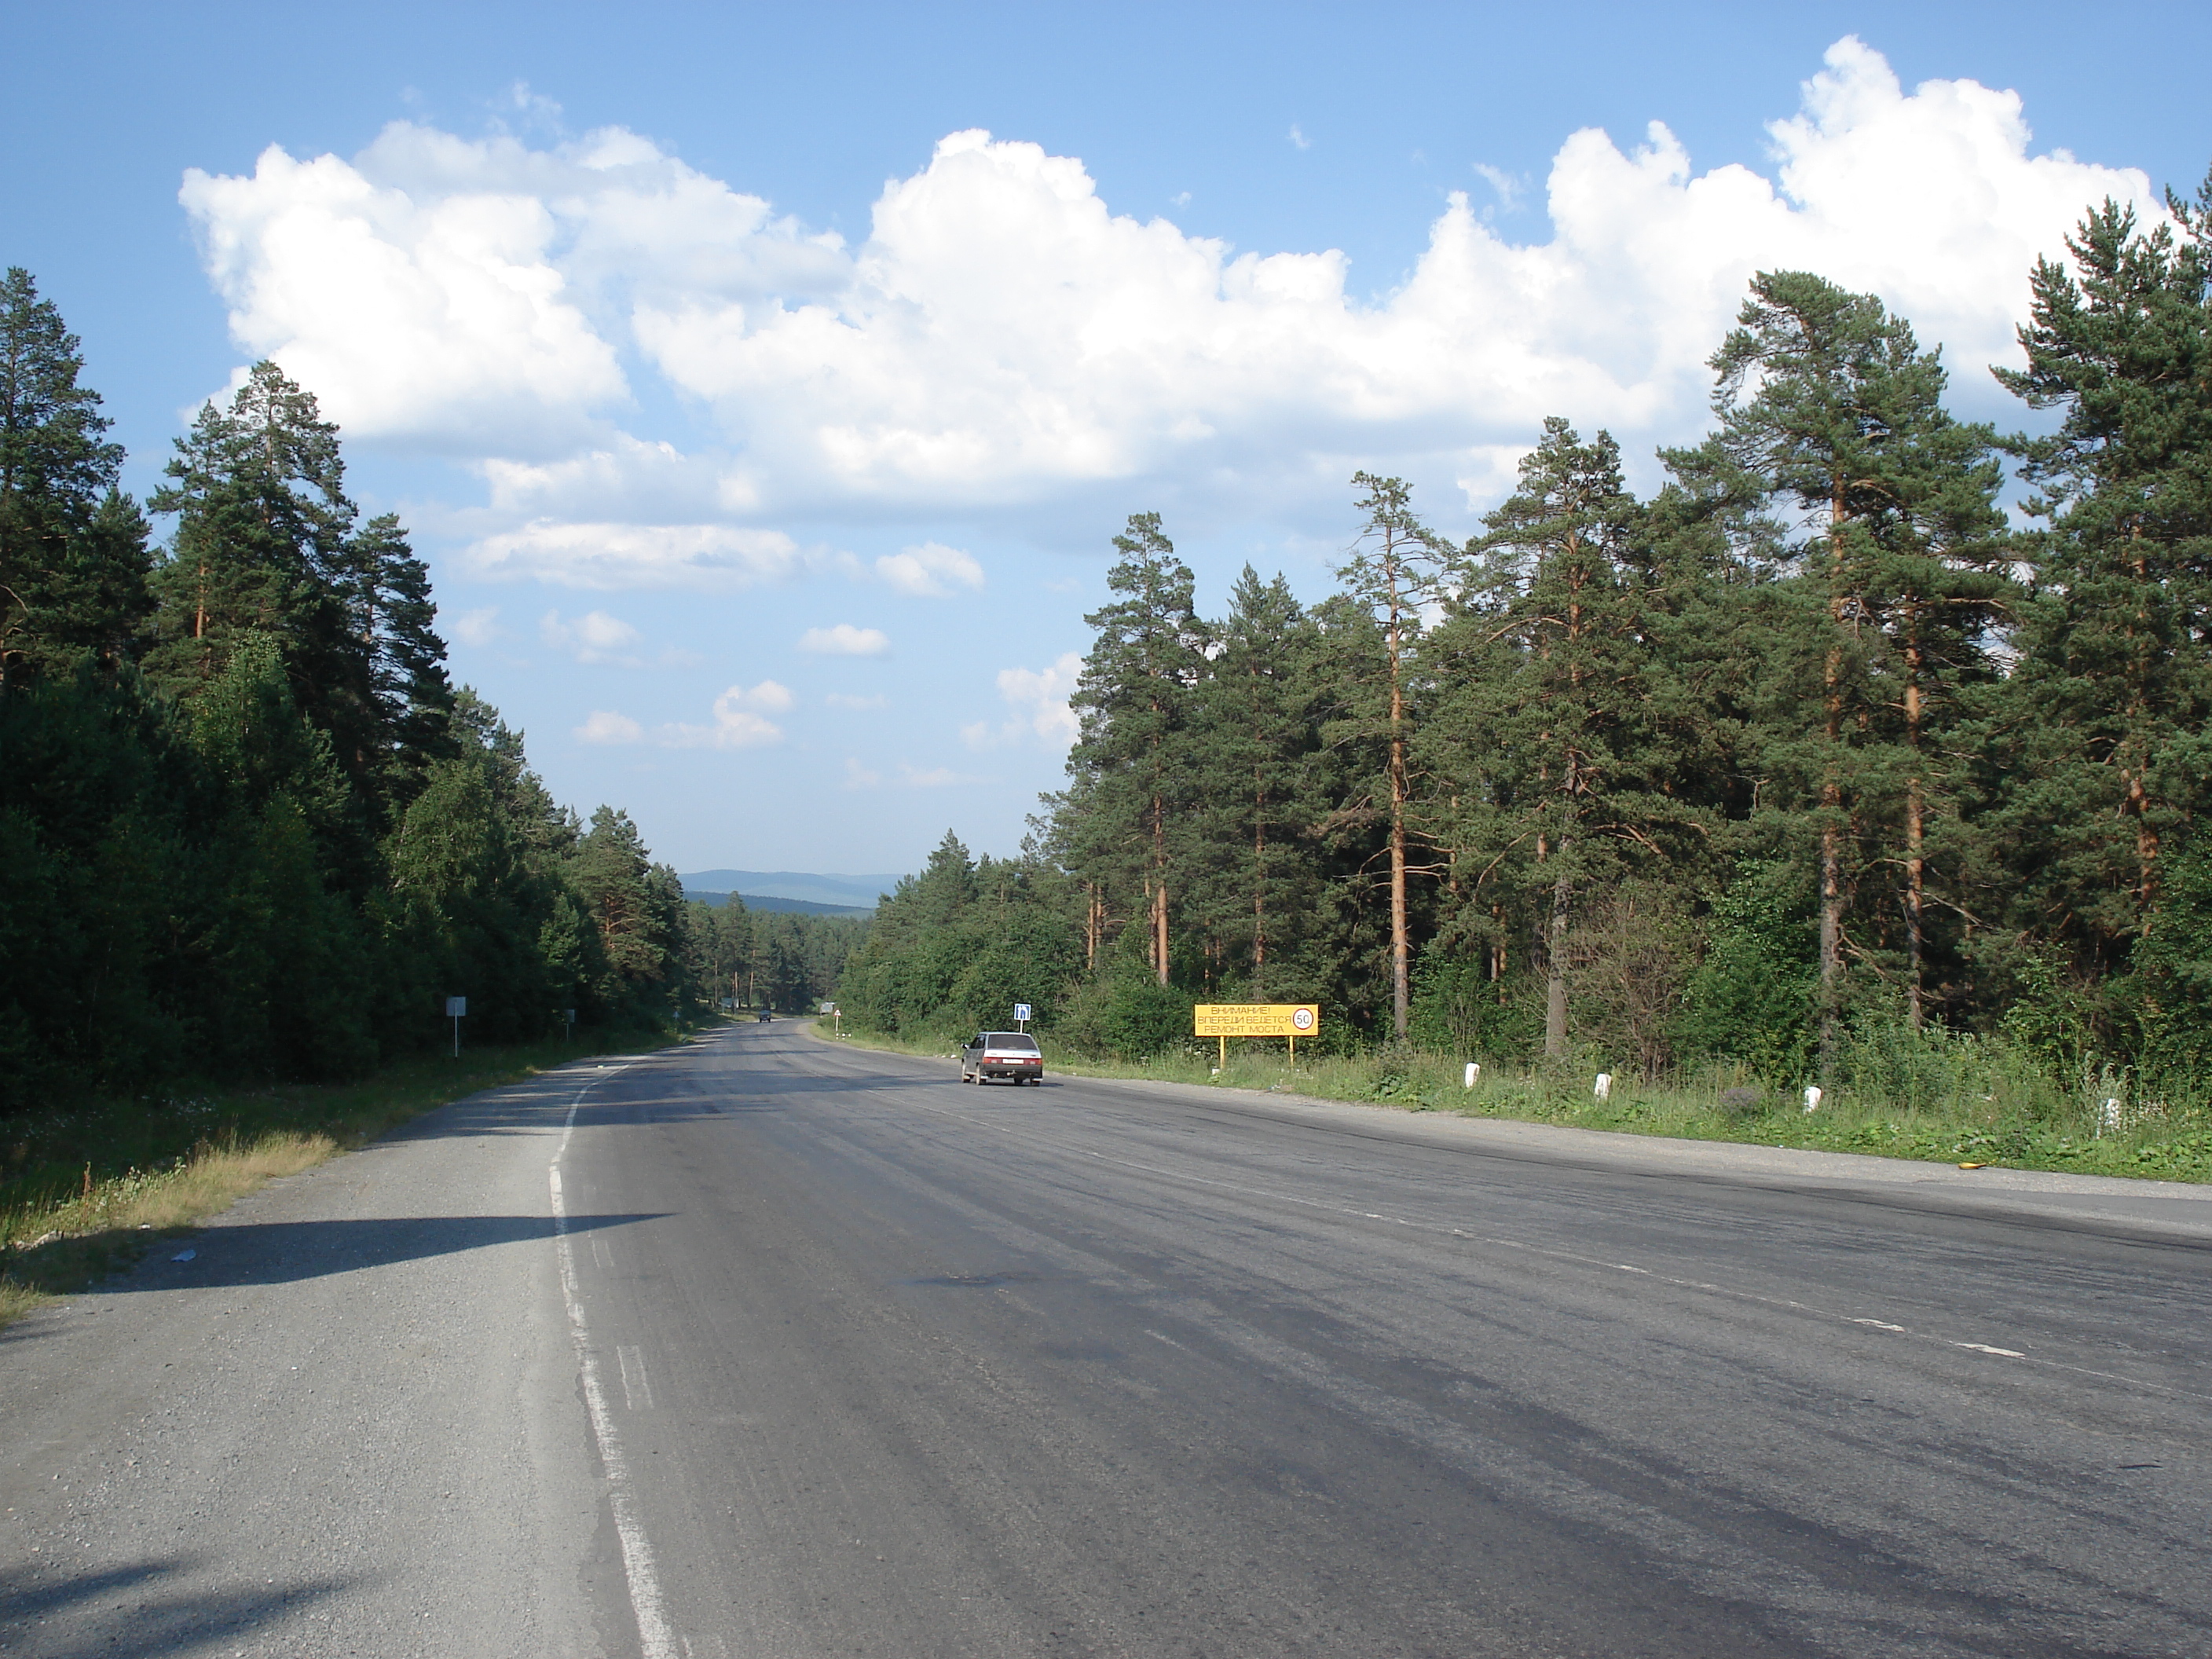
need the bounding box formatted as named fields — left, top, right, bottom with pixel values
left=0, top=269, right=858, bottom=1127
left=844, top=186, right=2212, bottom=1114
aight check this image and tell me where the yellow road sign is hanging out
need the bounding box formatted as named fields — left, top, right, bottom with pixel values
left=1193, top=1004, right=1319, bottom=1038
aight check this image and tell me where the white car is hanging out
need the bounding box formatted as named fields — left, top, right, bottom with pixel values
left=960, top=1031, right=1043, bottom=1085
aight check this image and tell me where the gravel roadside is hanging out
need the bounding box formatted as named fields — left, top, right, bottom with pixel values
left=0, top=1060, right=628, bottom=1659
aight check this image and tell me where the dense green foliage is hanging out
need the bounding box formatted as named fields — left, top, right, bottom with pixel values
left=840, top=188, right=2212, bottom=1126
left=0, top=270, right=803, bottom=1128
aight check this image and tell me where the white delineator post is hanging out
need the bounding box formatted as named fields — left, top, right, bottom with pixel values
left=1594, top=1073, right=1612, bottom=1101
left=1463, top=1062, right=1479, bottom=1090
left=1804, top=1085, right=1823, bottom=1114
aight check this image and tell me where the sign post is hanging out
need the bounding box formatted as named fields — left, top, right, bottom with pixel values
left=445, top=995, right=467, bottom=1058
left=1013, top=1002, right=1031, bottom=1034
left=1193, top=1004, right=1320, bottom=1068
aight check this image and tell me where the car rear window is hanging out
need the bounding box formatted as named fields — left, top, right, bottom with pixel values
left=987, top=1033, right=1039, bottom=1051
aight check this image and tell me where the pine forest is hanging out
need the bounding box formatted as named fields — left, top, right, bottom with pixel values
left=10, top=178, right=2212, bottom=1166
left=841, top=185, right=2212, bottom=1141
left=0, top=269, right=858, bottom=1137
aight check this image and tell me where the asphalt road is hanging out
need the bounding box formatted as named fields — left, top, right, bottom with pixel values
left=5, top=1022, right=2210, bottom=1657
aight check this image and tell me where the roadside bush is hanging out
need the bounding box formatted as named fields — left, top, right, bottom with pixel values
left=1673, top=863, right=1818, bottom=1085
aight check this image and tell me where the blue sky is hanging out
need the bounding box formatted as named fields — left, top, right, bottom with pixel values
left=6, top=2, right=2207, bottom=879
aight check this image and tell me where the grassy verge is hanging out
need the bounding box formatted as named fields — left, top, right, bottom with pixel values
left=0, top=1024, right=694, bottom=1331
left=812, top=1021, right=2212, bottom=1185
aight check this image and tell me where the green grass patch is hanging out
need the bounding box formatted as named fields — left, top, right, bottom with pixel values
left=0, top=1021, right=701, bottom=1330
left=813, top=1020, right=2212, bottom=1185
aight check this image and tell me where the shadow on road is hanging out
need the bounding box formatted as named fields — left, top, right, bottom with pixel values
left=0, top=1556, right=350, bottom=1657
left=66, top=1212, right=666, bottom=1292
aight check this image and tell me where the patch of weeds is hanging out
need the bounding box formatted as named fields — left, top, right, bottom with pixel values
left=1365, top=1063, right=1434, bottom=1111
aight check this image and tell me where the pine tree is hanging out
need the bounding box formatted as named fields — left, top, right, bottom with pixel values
left=1428, top=420, right=1679, bottom=1057
left=1333, top=474, right=1446, bottom=1041
left=1989, top=185, right=2212, bottom=982
left=1066, top=513, right=1210, bottom=987
left=145, top=361, right=386, bottom=796
left=0, top=269, right=152, bottom=685
left=569, top=806, right=686, bottom=1016
left=182, top=634, right=377, bottom=1075
left=1187, top=566, right=1324, bottom=994
left=353, top=511, right=456, bottom=808
left=1671, top=271, right=2010, bottom=1069
left=148, top=363, right=354, bottom=684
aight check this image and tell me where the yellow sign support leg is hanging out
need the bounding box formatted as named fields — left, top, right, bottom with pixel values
left=1218, top=1035, right=1227, bottom=1071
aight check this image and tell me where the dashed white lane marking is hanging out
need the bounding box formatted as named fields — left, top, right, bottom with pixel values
left=618, top=1344, right=656, bottom=1411
left=887, top=1090, right=2208, bottom=1404
left=553, top=1065, right=677, bottom=1659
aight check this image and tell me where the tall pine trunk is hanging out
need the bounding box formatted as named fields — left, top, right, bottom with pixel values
left=1386, top=595, right=1410, bottom=1042
left=1544, top=760, right=1575, bottom=1058
left=1252, top=773, right=1268, bottom=973
left=1151, top=789, right=1170, bottom=987
left=1819, top=485, right=1848, bottom=1085
left=1903, top=615, right=1925, bottom=1031
left=2126, top=540, right=2159, bottom=928
left=1544, top=558, right=1587, bottom=1060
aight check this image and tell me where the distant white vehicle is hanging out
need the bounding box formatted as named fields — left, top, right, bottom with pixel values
left=960, top=1031, right=1043, bottom=1086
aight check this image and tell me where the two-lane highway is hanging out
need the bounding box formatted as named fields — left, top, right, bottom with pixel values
left=6, top=1020, right=2210, bottom=1656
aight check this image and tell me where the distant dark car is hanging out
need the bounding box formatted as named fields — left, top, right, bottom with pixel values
left=757, top=1011, right=772, bottom=1023
left=960, top=1031, right=1042, bottom=1085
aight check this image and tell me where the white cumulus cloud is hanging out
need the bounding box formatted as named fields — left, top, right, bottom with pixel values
left=963, top=651, right=1082, bottom=749
left=874, top=540, right=984, bottom=596
left=798, top=623, right=891, bottom=656
left=647, top=43, right=2149, bottom=514
left=843, top=756, right=987, bottom=788
left=449, top=605, right=502, bottom=646
left=467, top=521, right=800, bottom=589
left=540, top=607, right=640, bottom=661
left=578, top=681, right=793, bottom=748
left=575, top=709, right=645, bottom=745
left=656, top=679, right=794, bottom=748
left=184, top=38, right=2159, bottom=573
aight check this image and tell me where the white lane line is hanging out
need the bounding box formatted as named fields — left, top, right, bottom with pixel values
left=553, top=1068, right=677, bottom=1659
left=882, top=1087, right=2208, bottom=1402
left=1002, top=1108, right=2200, bottom=1398
left=618, top=1344, right=656, bottom=1412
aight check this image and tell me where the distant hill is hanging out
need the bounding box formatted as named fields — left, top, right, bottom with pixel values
left=678, top=869, right=899, bottom=912
left=685, top=891, right=873, bottom=917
